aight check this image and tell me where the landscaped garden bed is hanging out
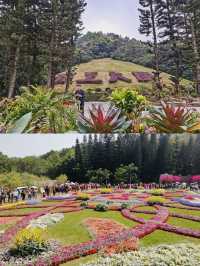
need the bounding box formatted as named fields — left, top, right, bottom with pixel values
left=0, top=189, right=199, bottom=265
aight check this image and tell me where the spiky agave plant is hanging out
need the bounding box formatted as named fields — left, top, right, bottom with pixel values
left=77, top=104, right=131, bottom=133
left=148, top=101, right=200, bottom=133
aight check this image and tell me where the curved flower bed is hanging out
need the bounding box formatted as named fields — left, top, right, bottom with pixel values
left=174, top=198, right=200, bottom=207
left=29, top=228, right=139, bottom=266
left=0, top=191, right=199, bottom=265
left=159, top=223, right=200, bottom=238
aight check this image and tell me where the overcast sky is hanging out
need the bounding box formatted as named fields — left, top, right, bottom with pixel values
left=0, top=135, right=84, bottom=158
left=82, top=0, right=144, bottom=40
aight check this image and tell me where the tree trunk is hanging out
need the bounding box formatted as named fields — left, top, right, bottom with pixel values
left=7, top=43, right=21, bottom=98
left=166, top=0, right=180, bottom=94
left=47, top=41, right=55, bottom=89
left=190, top=15, right=200, bottom=94
left=65, top=67, right=72, bottom=93
left=47, top=2, right=57, bottom=89
left=150, top=0, right=159, bottom=74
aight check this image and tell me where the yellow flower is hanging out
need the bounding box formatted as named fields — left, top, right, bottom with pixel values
left=15, top=228, right=46, bottom=247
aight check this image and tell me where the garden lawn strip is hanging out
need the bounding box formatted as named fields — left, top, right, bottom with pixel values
left=168, top=217, right=200, bottom=230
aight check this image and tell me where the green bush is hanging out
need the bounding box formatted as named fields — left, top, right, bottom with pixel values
left=3, top=86, right=77, bottom=133
left=80, top=201, right=88, bottom=208
left=95, top=204, right=108, bottom=212
left=76, top=193, right=90, bottom=201
left=147, top=196, right=166, bottom=206
left=110, top=88, right=148, bottom=119
left=121, top=203, right=130, bottom=209
left=150, top=189, right=165, bottom=196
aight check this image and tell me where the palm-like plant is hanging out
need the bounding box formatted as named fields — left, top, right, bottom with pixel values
left=148, top=101, right=200, bottom=133
left=77, top=104, right=131, bottom=133
left=2, top=86, right=77, bottom=133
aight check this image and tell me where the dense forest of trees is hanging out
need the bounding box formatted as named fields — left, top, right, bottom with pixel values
left=0, top=134, right=200, bottom=184
left=0, top=0, right=86, bottom=97
left=138, top=0, right=200, bottom=93
left=1, top=0, right=200, bottom=97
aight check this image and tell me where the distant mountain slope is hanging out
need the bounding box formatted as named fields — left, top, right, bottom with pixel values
left=76, top=32, right=192, bottom=80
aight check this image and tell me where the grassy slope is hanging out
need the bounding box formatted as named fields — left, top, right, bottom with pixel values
left=57, top=58, right=189, bottom=93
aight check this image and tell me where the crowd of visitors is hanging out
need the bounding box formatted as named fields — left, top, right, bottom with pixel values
left=0, top=181, right=199, bottom=205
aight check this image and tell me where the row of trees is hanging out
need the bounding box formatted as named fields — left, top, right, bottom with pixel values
left=1, top=134, right=200, bottom=184
left=0, top=0, right=86, bottom=97
left=139, top=0, right=200, bottom=93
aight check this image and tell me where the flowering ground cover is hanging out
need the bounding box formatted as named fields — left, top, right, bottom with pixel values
left=0, top=190, right=199, bottom=265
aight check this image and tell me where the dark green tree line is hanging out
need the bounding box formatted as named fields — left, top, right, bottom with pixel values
left=0, top=0, right=86, bottom=97
left=0, top=134, right=200, bottom=183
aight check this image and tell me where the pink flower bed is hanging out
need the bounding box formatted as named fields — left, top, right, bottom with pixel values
left=84, top=218, right=138, bottom=254
left=0, top=217, right=22, bottom=225
left=132, top=72, right=153, bottom=82
left=76, top=72, right=103, bottom=84
left=159, top=223, right=200, bottom=238
left=109, top=72, right=132, bottom=83
left=190, top=175, right=200, bottom=183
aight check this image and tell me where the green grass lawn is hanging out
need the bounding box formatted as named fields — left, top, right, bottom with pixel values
left=140, top=229, right=200, bottom=247
left=169, top=207, right=200, bottom=217
left=46, top=210, right=138, bottom=246
left=168, top=217, right=200, bottom=230
left=134, top=206, right=156, bottom=212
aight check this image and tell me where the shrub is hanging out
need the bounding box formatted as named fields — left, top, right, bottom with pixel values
left=4, top=86, right=77, bottom=133
left=10, top=228, right=48, bottom=257
left=95, top=204, right=108, bottom=212
left=150, top=189, right=165, bottom=196
left=146, top=196, right=166, bottom=206
left=76, top=193, right=90, bottom=201
left=121, top=203, right=130, bottom=209
left=100, top=188, right=112, bottom=194
left=110, top=89, right=148, bottom=119
left=80, top=201, right=88, bottom=208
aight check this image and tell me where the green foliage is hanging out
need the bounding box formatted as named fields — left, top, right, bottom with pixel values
left=3, top=87, right=77, bottom=133
left=111, top=89, right=148, bottom=119
left=121, top=203, right=130, bottom=210
left=148, top=101, right=200, bottom=133
left=6, top=112, right=32, bottom=133
left=115, top=163, right=138, bottom=184
left=150, top=189, right=165, bottom=196
left=100, top=188, right=112, bottom=194
left=86, top=169, right=112, bottom=185
left=80, top=201, right=88, bottom=208
left=147, top=196, right=166, bottom=206
left=77, top=193, right=90, bottom=201
left=56, top=174, right=68, bottom=184
left=95, top=204, right=108, bottom=212
left=0, top=172, right=46, bottom=189
left=77, top=104, right=131, bottom=133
